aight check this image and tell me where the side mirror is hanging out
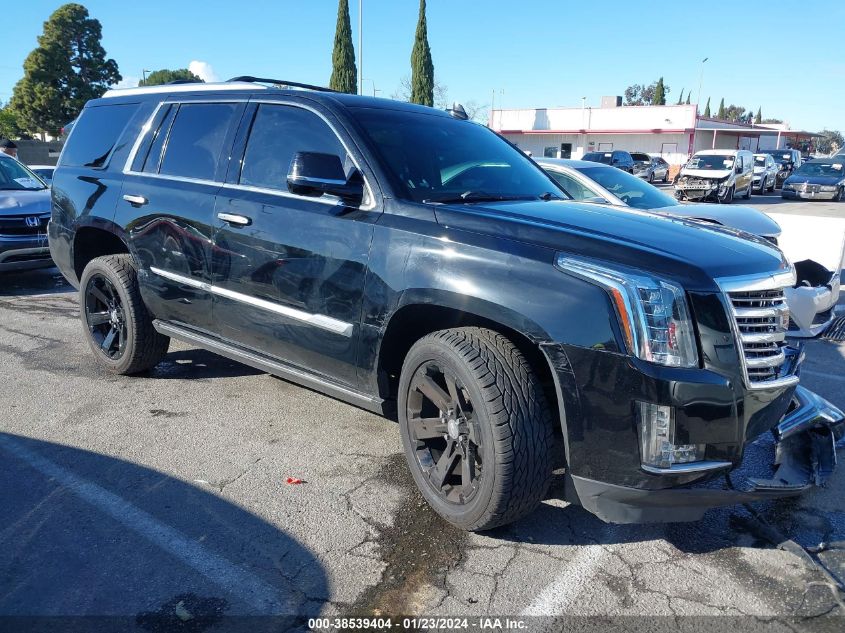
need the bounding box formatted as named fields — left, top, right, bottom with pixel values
left=735, top=164, right=742, bottom=174
left=287, top=152, right=364, bottom=205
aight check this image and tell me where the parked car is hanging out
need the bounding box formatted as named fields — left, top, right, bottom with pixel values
left=0, top=153, right=52, bottom=272
left=759, top=148, right=802, bottom=187
left=630, top=152, right=669, bottom=182
left=752, top=153, right=778, bottom=193
left=49, top=79, right=842, bottom=529
left=674, top=149, right=754, bottom=203
left=538, top=158, right=842, bottom=338
left=581, top=150, right=634, bottom=173
left=782, top=158, right=845, bottom=201
left=28, top=165, right=55, bottom=185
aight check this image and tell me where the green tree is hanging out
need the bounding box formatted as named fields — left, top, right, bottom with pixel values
left=139, top=68, right=203, bottom=87
left=755, top=107, right=762, bottom=124
left=816, top=129, right=843, bottom=155
left=703, top=97, right=711, bottom=117
left=329, top=0, right=357, bottom=94
left=676, top=89, right=684, bottom=105
left=717, top=98, right=726, bottom=119
left=9, top=3, right=120, bottom=137
left=410, top=0, right=434, bottom=106
left=0, top=103, right=22, bottom=139
left=651, top=77, right=666, bottom=105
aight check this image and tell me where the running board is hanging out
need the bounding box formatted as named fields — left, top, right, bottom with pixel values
left=153, top=320, right=386, bottom=415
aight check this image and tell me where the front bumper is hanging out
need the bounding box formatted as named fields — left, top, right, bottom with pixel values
left=568, top=385, right=844, bottom=523
left=782, top=188, right=840, bottom=201
left=785, top=270, right=841, bottom=337
left=0, top=236, right=52, bottom=272
left=674, top=179, right=725, bottom=201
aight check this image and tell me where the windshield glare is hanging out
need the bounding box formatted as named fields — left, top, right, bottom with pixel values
left=754, top=156, right=767, bottom=166
left=351, top=108, right=557, bottom=203
left=795, top=162, right=845, bottom=178
left=575, top=165, right=678, bottom=210
left=0, top=157, right=48, bottom=191
left=687, top=154, right=734, bottom=170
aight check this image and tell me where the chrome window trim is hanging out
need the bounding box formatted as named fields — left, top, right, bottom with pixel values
left=123, top=98, right=377, bottom=211
left=149, top=267, right=354, bottom=337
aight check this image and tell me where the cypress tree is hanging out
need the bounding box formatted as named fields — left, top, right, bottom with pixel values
left=755, top=107, right=762, bottom=124
left=652, top=77, right=666, bottom=105
left=717, top=98, right=726, bottom=119
left=703, top=97, right=711, bottom=117
left=677, top=89, right=684, bottom=105
left=329, top=0, right=357, bottom=94
left=410, top=0, right=434, bottom=107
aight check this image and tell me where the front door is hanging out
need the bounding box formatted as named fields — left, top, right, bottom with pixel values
left=211, top=102, right=379, bottom=388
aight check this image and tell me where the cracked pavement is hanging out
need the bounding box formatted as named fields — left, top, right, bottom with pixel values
left=1, top=197, right=844, bottom=629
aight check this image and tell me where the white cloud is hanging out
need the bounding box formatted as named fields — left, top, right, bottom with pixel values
left=113, top=76, right=140, bottom=89
left=189, top=61, right=219, bottom=83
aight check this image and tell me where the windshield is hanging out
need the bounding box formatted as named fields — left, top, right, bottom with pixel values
left=686, top=154, right=734, bottom=170
left=630, top=154, right=650, bottom=162
left=761, top=150, right=793, bottom=162
left=794, top=161, right=845, bottom=178
left=754, top=156, right=767, bottom=166
left=350, top=108, right=559, bottom=203
left=0, top=157, right=47, bottom=191
left=575, top=165, right=678, bottom=210
left=583, top=152, right=613, bottom=164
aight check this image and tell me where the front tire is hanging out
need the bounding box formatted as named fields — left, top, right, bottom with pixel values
left=398, top=327, right=553, bottom=531
left=79, top=254, right=169, bottom=375
left=720, top=186, right=735, bottom=204
left=836, top=187, right=844, bottom=202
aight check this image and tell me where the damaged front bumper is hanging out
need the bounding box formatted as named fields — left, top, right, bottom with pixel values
left=785, top=261, right=842, bottom=338
left=568, top=385, right=845, bottom=523
left=674, top=177, right=727, bottom=201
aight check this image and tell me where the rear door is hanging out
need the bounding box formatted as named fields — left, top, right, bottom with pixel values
left=211, top=100, right=380, bottom=387
left=117, top=99, right=244, bottom=333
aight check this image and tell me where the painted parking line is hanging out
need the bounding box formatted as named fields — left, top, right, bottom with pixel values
left=0, top=435, right=298, bottom=615
left=521, top=542, right=608, bottom=615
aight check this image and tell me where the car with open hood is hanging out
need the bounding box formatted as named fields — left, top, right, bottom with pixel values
left=781, top=157, right=845, bottom=201
left=675, top=149, right=754, bottom=203
left=48, top=78, right=843, bottom=529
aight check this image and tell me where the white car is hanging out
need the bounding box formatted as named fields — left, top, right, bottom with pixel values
left=27, top=165, right=55, bottom=185
left=537, top=158, right=842, bottom=337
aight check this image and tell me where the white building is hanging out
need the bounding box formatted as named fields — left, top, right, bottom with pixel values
left=490, top=100, right=817, bottom=165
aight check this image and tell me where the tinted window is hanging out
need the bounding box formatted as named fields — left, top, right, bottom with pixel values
left=630, top=153, right=650, bottom=162
left=583, top=152, right=612, bottom=164
left=131, top=104, right=176, bottom=173
left=575, top=165, right=678, bottom=210
left=60, top=104, right=137, bottom=168
left=240, top=105, right=346, bottom=190
left=159, top=103, right=237, bottom=180
left=352, top=108, right=559, bottom=203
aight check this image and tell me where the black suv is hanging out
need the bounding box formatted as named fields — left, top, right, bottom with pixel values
left=581, top=150, right=634, bottom=173
left=49, top=78, right=839, bottom=530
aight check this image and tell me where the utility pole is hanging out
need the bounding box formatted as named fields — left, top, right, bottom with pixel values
left=696, top=57, right=708, bottom=110
left=142, top=69, right=149, bottom=85
left=358, top=0, right=363, bottom=96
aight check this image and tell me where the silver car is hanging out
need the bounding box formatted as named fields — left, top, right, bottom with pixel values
left=630, top=152, right=670, bottom=183
left=752, top=153, right=778, bottom=194
left=537, top=158, right=842, bottom=337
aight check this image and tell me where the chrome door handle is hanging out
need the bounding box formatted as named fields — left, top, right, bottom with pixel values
left=217, top=212, right=251, bottom=226
left=122, top=194, right=148, bottom=206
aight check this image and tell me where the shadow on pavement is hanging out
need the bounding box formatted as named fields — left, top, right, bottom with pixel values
left=0, top=433, right=327, bottom=632
left=0, top=267, right=72, bottom=297
left=149, top=348, right=264, bottom=381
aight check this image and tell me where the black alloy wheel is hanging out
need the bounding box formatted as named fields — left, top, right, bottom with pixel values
left=85, top=273, right=128, bottom=360
left=406, top=360, right=482, bottom=506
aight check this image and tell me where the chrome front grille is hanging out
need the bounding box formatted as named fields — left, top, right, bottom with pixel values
left=727, top=288, right=790, bottom=385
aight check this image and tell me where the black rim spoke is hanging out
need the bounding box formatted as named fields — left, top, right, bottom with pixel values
left=87, top=311, right=111, bottom=326
left=84, top=274, right=126, bottom=361
left=408, top=361, right=482, bottom=505
left=417, top=374, right=452, bottom=412
left=89, top=285, right=110, bottom=306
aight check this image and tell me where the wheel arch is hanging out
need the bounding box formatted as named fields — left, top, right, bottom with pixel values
left=73, top=220, right=131, bottom=281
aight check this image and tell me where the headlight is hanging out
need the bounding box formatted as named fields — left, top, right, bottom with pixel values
left=820, top=185, right=837, bottom=192
left=555, top=256, right=699, bottom=368
left=783, top=183, right=794, bottom=190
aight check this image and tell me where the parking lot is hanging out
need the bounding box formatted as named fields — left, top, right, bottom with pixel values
left=1, top=195, right=844, bottom=630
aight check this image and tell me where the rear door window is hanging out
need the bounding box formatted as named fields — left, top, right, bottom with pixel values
left=158, top=103, right=238, bottom=181
left=60, top=103, right=137, bottom=168
left=239, top=104, right=346, bottom=191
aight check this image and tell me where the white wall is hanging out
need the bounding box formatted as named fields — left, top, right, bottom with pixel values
left=492, top=104, right=697, bottom=134
left=502, top=132, right=692, bottom=165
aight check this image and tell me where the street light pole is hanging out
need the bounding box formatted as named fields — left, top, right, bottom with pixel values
left=142, top=69, right=150, bottom=85
left=696, top=57, right=708, bottom=111
left=358, top=0, right=363, bottom=96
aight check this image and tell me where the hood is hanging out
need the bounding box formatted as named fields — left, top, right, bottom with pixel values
left=434, top=200, right=790, bottom=292
left=679, top=168, right=732, bottom=180
left=784, top=174, right=844, bottom=186
left=753, top=166, right=766, bottom=174
left=649, top=203, right=782, bottom=238
left=0, top=188, right=51, bottom=216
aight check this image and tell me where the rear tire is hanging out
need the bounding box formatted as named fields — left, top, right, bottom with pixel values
left=79, top=254, right=169, bottom=375
left=398, top=327, right=553, bottom=531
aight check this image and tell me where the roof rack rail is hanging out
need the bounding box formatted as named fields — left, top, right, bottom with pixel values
left=227, top=76, right=337, bottom=93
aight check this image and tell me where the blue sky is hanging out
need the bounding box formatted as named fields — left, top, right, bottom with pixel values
left=3, top=1, right=843, bottom=131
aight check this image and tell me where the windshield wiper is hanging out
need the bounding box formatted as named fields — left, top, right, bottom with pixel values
left=425, top=191, right=557, bottom=204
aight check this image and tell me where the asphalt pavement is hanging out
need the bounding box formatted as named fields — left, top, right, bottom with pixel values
left=1, top=195, right=844, bottom=631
